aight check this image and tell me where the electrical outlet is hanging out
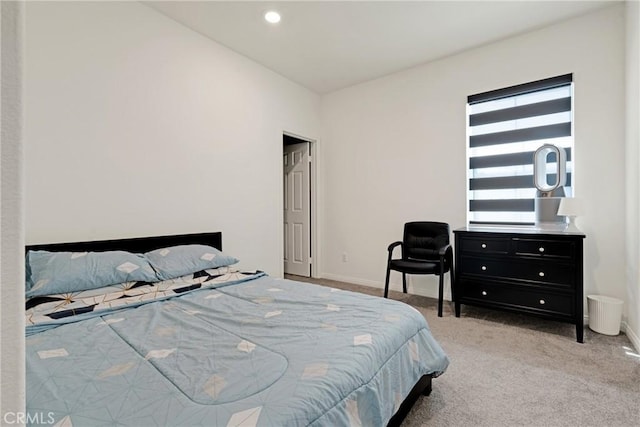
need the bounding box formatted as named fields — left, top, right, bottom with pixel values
left=342, top=253, right=348, bottom=262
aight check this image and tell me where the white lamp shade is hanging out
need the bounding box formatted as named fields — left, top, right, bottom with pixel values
left=557, top=197, right=583, bottom=217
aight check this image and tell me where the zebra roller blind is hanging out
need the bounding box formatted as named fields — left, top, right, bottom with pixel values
left=467, top=74, right=574, bottom=225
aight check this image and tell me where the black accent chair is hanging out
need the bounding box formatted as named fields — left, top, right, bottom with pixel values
left=384, top=222, right=454, bottom=317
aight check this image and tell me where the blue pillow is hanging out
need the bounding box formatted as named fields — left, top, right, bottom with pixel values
left=145, top=244, right=238, bottom=281
left=25, top=250, right=157, bottom=297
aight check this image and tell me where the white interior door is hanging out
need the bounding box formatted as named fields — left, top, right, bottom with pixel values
left=284, top=141, right=310, bottom=276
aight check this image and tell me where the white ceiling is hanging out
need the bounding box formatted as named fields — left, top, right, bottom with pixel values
left=146, top=1, right=617, bottom=94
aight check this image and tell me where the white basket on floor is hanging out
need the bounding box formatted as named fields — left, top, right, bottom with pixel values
left=587, top=295, right=623, bottom=336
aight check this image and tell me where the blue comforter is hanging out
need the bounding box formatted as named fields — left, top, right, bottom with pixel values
left=26, top=270, right=449, bottom=426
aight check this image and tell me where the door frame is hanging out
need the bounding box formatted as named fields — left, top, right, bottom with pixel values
left=282, top=131, right=319, bottom=278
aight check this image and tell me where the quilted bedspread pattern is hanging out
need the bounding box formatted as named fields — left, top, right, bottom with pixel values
left=26, top=270, right=449, bottom=426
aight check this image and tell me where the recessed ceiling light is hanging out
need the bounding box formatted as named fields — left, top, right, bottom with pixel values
left=264, top=11, right=281, bottom=24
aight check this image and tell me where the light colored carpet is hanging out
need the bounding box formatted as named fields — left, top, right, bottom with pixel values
left=285, top=275, right=640, bottom=427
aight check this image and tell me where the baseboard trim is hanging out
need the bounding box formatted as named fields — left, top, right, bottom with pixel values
left=320, top=272, right=450, bottom=300
left=623, top=322, right=640, bottom=353
left=320, top=273, right=383, bottom=290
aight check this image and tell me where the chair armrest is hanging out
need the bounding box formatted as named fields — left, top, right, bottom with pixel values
left=439, top=244, right=453, bottom=274
left=438, top=244, right=452, bottom=257
left=387, top=241, right=402, bottom=262
left=388, top=241, right=402, bottom=253
left=439, top=244, right=453, bottom=265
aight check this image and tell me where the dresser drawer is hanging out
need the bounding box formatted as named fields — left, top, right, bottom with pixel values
left=458, top=236, right=510, bottom=255
left=462, top=281, right=574, bottom=316
left=459, top=257, right=574, bottom=287
left=458, top=257, right=510, bottom=278
left=512, top=261, right=574, bottom=287
left=513, top=238, right=574, bottom=259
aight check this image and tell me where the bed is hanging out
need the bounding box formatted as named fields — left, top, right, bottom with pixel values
left=25, top=232, right=449, bottom=427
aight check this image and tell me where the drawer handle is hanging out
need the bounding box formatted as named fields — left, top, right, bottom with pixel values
left=539, top=247, right=545, bottom=253
left=481, top=266, right=487, bottom=271
left=539, top=299, right=546, bottom=305
left=482, top=291, right=487, bottom=296
left=481, top=243, right=487, bottom=249
left=539, top=272, right=545, bottom=277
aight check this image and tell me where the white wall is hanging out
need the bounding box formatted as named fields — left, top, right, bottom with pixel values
left=320, top=5, right=628, bottom=319
left=1, top=0, right=26, bottom=416
left=625, top=0, right=640, bottom=351
left=24, top=1, right=320, bottom=276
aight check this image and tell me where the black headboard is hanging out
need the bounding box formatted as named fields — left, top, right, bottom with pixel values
left=26, top=232, right=222, bottom=254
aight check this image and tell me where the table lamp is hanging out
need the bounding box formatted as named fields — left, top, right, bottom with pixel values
left=557, top=197, right=583, bottom=232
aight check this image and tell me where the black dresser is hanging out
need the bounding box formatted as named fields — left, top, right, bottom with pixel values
left=453, top=226, right=586, bottom=343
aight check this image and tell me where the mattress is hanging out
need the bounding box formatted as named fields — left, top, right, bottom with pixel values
left=26, top=268, right=449, bottom=426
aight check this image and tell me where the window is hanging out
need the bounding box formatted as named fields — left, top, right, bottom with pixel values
left=467, top=74, right=574, bottom=225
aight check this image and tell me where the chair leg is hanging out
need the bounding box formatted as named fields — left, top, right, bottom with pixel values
left=402, top=273, right=407, bottom=294
left=454, top=270, right=461, bottom=317
left=438, top=273, right=444, bottom=317
left=450, top=267, right=455, bottom=304
left=384, top=266, right=391, bottom=298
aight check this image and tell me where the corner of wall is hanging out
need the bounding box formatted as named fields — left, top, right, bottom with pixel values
left=1, top=0, right=26, bottom=416
left=626, top=0, right=640, bottom=354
